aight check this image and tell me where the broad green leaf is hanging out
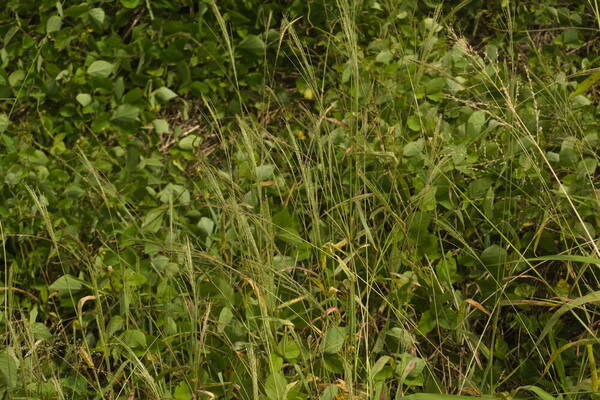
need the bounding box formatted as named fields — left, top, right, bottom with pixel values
left=436, top=253, right=458, bottom=284
left=320, top=326, right=346, bottom=354
left=407, top=115, right=421, bottom=132
left=88, top=8, right=105, bottom=26
left=217, top=307, right=233, bottom=333
left=152, top=119, right=169, bottom=134
left=418, top=186, right=437, bottom=212
left=76, top=93, right=92, bottom=107
left=494, top=337, right=509, bottom=360
left=49, top=274, right=84, bottom=292
left=468, top=177, right=493, bottom=200
left=158, top=183, right=190, bottom=205
left=153, top=86, right=178, bottom=103
left=256, top=164, right=275, bottom=181
left=403, top=139, right=424, bottom=157
left=424, top=77, right=446, bottom=94
left=277, top=338, right=300, bottom=360
left=197, top=217, right=214, bottom=236
left=107, top=316, right=124, bottom=336
left=571, top=94, right=592, bottom=107
left=375, top=50, right=393, bottom=64
left=46, top=15, right=62, bottom=33
left=8, top=70, right=25, bottom=87
left=571, top=70, right=600, bottom=97
left=480, top=245, right=507, bottom=266
left=142, top=208, right=165, bottom=233
left=516, top=385, right=558, bottom=400
left=27, top=149, right=49, bottom=165
left=124, top=269, right=147, bottom=288
left=121, top=329, right=147, bottom=349
left=111, top=104, right=140, bottom=123
left=399, top=395, right=497, bottom=400
left=87, top=60, right=115, bottom=78
left=0, top=114, right=9, bottom=133
left=0, top=348, right=19, bottom=390
left=238, top=34, right=266, bottom=56
left=264, top=371, right=287, bottom=400
left=174, top=381, right=193, bottom=400
left=386, top=327, right=416, bottom=348
left=31, top=322, right=52, bottom=340
left=396, top=353, right=426, bottom=386
left=370, top=355, right=392, bottom=380
left=120, top=0, right=141, bottom=8
left=320, top=385, right=340, bottom=400
left=178, top=135, right=201, bottom=150
left=466, top=110, right=486, bottom=136
left=417, top=309, right=436, bottom=334
left=64, top=3, right=91, bottom=17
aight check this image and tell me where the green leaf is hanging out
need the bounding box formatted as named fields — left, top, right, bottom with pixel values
left=46, top=15, right=63, bottom=33
left=264, top=371, right=287, bottom=400
left=396, top=353, right=427, bottom=386
left=107, top=316, right=124, bottom=336
left=516, top=385, right=558, bottom=400
left=142, top=208, right=165, bottom=233
left=88, top=8, right=105, bottom=26
left=111, top=104, right=140, bottom=123
left=120, top=0, right=141, bottom=8
left=571, top=70, right=600, bottom=97
left=0, top=348, right=19, bottom=390
left=238, top=34, right=266, bottom=56
left=152, top=119, right=169, bottom=134
left=320, top=385, right=340, bottom=400
left=0, top=114, right=9, bottom=133
left=370, top=355, right=392, bottom=381
left=417, top=309, right=435, bottom=334
left=158, top=183, right=190, bottom=205
left=217, top=307, right=233, bottom=333
left=87, top=60, right=115, bottom=78
left=174, top=381, right=193, bottom=400
left=277, top=338, right=301, bottom=360
left=399, top=395, right=497, bottom=400
left=480, top=245, right=507, bottom=266
left=466, top=110, right=486, bottom=136
left=153, top=86, right=178, bottom=103
left=31, top=322, right=52, bottom=340
left=197, top=217, right=215, bottom=236
left=64, top=3, right=91, bottom=17
left=178, top=135, right=202, bottom=150
left=494, top=337, right=509, bottom=360
left=424, top=77, right=446, bottom=94
left=256, top=164, right=275, bottom=181
left=49, top=274, right=84, bottom=292
left=436, top=253, right=458, bottom=284
left=375, top=50, right=393, bottom=64
left=121, top=329, right=147, bottom=349
left=76, top=93, right=92, bottom=107
left=403, top=139, right=424, bottom=157
left=320, top=326, right=346, bottom=354
left=8, top=70, right=25, bottom=87
left=407, top=115, right=421, bottom=132
left=481, top=244, right=507, bottom=279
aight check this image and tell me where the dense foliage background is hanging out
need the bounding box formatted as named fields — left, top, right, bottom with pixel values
left=1, top=0, right=600, bottom=399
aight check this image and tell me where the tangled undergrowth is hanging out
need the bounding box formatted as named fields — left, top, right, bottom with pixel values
left=1, top=0, right=600, bottom=399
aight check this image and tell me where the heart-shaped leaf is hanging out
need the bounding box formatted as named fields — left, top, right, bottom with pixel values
left=87, top=60, right=115, bottom=78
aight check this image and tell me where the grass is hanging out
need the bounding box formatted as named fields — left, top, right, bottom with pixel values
left=1, top=0, right=600, bottom=399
